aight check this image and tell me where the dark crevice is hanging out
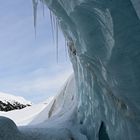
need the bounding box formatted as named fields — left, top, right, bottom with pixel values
left=48, top=99, right=56, bottom=118
left=80, top=120, right=83, bottom=125
left=98, top=121, right=110, bottom=140
left=70, top=137, right=75, bottom=140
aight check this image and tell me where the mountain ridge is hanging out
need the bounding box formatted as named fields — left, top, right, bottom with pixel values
left=0, top=92, right=31, bottom=112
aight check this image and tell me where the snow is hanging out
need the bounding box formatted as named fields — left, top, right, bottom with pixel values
left=1, top=0, right=140, bottom=140
left=0, top=92, right=31, bottom=105
left=0, top=96, right=54, bottom=126
left=0, top=75, right=80, bottom=140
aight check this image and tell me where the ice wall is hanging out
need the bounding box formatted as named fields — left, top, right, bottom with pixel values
left=42, top=0, right=140, bottom=140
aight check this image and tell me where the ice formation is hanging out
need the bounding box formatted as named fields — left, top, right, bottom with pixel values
left=0, top=0, right=140, bottom=140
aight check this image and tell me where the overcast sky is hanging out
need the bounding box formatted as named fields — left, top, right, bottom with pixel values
left=0, top=0, right=72, bottom=103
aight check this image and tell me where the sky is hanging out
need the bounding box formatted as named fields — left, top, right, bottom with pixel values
left=0, top=0, right=73, bottom=103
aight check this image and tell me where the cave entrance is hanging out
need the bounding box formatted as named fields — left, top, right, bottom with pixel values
left=0, top=0, right=72, bottom=104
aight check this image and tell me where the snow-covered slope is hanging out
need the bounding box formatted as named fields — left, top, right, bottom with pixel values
left=0, top=75, right=78, bottom=140
left=0, top=96, right=53, bottom=126
left=28, top=74, right=76, bottom=126
left=0, top=92, right=31, bottom=111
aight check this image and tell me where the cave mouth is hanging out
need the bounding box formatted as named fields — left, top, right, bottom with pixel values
left=0, top=0, right=75, bottom=131
left=0, top=0, right=73, bottom=104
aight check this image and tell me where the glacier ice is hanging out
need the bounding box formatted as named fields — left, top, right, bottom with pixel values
left=42, top=0, right=140, bottom=139
left=0, top=0, right=140, bottom=140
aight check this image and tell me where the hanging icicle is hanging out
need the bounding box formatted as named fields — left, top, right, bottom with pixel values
left=39, top=0, right=45, bottom=17
left=32, top=0, right=38, bottom=35
left=56, top=19, right=59, bottom=63
left=49, top=10, right=55, bottom=43
left=32, top=0, right=68, bottom=63
left=65, top=36, right=68, bottom=61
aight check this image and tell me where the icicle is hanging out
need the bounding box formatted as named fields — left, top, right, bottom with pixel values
left=53, top=14, right=56, bottom=32
left=42, top=2, right=45, bottom=17
left=32, top=0, right=38, bottom=36
left=40, top=0, right=45, bottom=17
left=49, top=10, right=55, bottom=43
left=49, top=10, right=59, bottom=62
left=32, top=1, right=62, bottom=63
left=56, top=19, right=59, bottom=63
left=65, top=37, right=68, bottom=61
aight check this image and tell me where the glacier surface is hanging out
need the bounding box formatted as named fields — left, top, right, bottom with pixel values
left=0, top=0, right=140, bottom=140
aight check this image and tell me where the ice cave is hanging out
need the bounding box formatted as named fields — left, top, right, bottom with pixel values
left=0, top=0, right=140, bottom=140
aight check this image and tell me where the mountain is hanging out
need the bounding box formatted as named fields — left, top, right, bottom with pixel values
left=0, top=92, right=31, bottom=112
left=0, top=96, right=54, bottom=126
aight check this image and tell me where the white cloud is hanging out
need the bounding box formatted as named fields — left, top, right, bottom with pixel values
left=18, top=68, right=73, bottom=93
left=0, top=65, right=73, bottom=103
